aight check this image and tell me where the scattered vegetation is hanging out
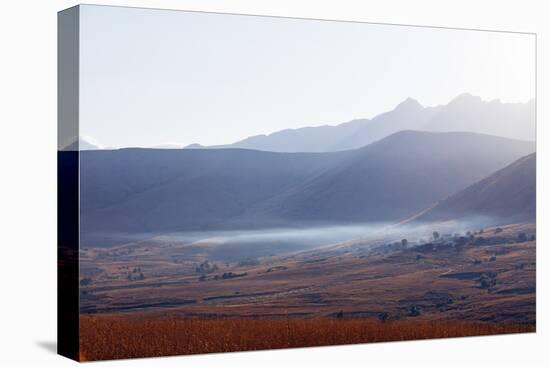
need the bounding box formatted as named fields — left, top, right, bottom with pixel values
left=127, top=267, right=145, bottom=281
left=220, top=271, right=247, bottom=280
left=265, top=266, right=288, bottom=273
left=479, top=272, right=498, bottom=290
left=408, top=305, right=421, bottom=317
left=195, top=260, right=218, bottom=274
left=395, top=226, right=534, bottom=257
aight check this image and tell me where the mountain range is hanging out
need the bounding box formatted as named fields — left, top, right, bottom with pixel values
left=184, top=94, right=535, bottom=153
left=79, top=131, right=535, bottom=246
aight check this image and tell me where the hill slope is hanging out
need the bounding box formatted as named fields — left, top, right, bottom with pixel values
left=80, top=148, right=352, bottom=238
left=237, top=132, right=535, bottom=224
left=412, top=153, right=536, bottom=225
left=80, top=132, right=534, bottom=246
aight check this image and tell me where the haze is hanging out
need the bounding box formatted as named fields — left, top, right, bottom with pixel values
left=78, top=5, right=535, bottom=149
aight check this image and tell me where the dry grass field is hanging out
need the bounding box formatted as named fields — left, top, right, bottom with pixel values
left=78, top=223, right=536, bottom=360
left=80, top=223, right=535, bottom=322
left=79, top=316, right=533, bottom=361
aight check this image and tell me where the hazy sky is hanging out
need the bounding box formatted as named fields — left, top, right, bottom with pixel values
left=79, top=5, right=535, bottom=149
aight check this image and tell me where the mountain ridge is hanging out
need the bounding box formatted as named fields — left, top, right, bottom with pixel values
left=184, top=94, right=535, bottom=153
left=79, top=130, right=535, bottom=246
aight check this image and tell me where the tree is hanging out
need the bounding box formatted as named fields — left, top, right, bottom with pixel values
left=518, top=232, right=527, bottom=242
left=409, top=305, right=421, bottom=317
left=401, top=239, right=408, bottom=248
left=480, top=276, right=496, bottom=289
left=196, top=260, right=219, bottom=274
left=433, top=231, right=440, bottom=241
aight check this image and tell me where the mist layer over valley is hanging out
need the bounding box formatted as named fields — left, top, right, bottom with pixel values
left=79, top=130, right=534, bottom=249
left=83, top=214, right=503, bottom=263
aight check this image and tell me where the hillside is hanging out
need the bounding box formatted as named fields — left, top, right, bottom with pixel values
left=412, top=153, right=536, bottom=225
left=80, top=148, right=352, bottom=243
left=238, top=131, right=535, bottom=224
left=79, top=131, right=534, bottom=246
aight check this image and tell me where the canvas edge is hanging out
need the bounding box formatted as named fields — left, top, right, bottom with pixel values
left=58, top=4, right=81, bottom=362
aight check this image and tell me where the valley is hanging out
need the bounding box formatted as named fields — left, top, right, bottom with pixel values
left=80, top=222, right=535, bottom=324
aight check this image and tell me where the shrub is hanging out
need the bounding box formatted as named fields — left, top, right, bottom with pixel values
left=409, top=305, right=421, bottom=317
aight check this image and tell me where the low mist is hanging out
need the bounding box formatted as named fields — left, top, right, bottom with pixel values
left=83, top=215, right=496, bottom=261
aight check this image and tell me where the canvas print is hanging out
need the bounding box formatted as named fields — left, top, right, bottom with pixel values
left=58, top=5, right=536, bottom=361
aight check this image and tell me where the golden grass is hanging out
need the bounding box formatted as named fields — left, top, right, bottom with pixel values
left=79, top=315, right=534, bottom=361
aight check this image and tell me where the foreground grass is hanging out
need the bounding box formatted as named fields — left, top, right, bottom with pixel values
left=79, top=316, right=534, bottom=361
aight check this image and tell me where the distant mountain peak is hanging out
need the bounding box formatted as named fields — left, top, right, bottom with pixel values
left=394, top=97, right=423, bottom=111
left=63, top=136, right=102, bottom=151
left=152, top=144, right=184, bottom=149
left=184, top=143, right=205, bottom=149
left=449, top=93, right=483, bottom=105
left=181, top=93, right=534, bottom=152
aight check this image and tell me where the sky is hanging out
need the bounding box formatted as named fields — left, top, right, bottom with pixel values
left=79, top=5, right=536, bottom=149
